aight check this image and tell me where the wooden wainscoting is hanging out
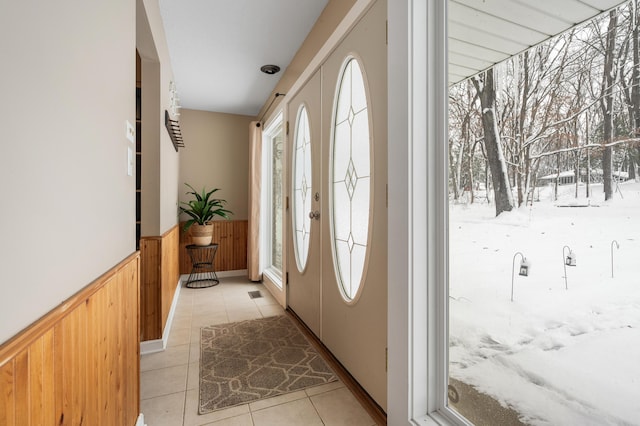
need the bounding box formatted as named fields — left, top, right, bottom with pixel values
left=179, top=220, right=248, bottom=274
left=0, top=253, right=140, bottom=426
left=161, top=225, right=180, bottom=329
left=140, top=225, right=180, bottom=341
left=140, top=238, right=161, bottom=341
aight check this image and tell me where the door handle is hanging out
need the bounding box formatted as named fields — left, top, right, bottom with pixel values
left=308, top=210, right=320, bottom=220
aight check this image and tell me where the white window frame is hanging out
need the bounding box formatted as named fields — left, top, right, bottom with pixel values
left=388, top=0, right=464, bottom=424
left=261, top=111, right=284, bottom=287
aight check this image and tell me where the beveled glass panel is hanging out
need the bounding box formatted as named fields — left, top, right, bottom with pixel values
left=333, top=121, right=351, bottom=176
left=334, top=241, right=352, bottom=297
left=351, top=112, right=371, bottom=177
left=335, top=64, right=352, bottom=124
left=331, top=57, right=371, bottom=301
left=350, top=60, right=367, bottom=114
left=292, top=106, right=312, bottom=271
left=333, top=184, right=351, bottom=241
left=351, top=177, right=370, bottom=245
left=350, top=244, right=367, bottom=297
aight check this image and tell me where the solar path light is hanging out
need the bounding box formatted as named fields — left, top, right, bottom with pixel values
left=611, top=240, right=619, bottom=278
left=563, top=245, right=576, bottom=290
left=511, top=252, right=530, bottom=302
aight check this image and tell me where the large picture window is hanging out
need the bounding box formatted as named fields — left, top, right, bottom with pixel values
left=446, top=2, right=640, bottom=425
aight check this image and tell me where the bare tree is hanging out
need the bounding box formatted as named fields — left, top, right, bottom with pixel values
left=619, top=0, right=640, bottom=179
left=448, top=1, right=640, bottom=205
left=472, top=69, right=514, bottom=216
left=601, top=10, right=618, bottom=200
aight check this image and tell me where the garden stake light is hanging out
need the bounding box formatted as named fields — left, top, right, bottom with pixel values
left=563, top=245, right=576, bottom=290
left=511, top=252, right=530, bottom=302
left=611, top=240, right=619, bottom=278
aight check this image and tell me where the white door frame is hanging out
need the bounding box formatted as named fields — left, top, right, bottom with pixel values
left=387, top=0, right=451, bottom=424
left=275, top=0, right=451, bottom=423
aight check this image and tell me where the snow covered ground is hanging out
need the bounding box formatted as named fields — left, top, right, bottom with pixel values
left=449, top=181, right=640, bottom=425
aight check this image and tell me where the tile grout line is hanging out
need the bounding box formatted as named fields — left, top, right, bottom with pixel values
left=307, top=396, right=328, bottom=425
left=140, top=389, right=187, bottom=402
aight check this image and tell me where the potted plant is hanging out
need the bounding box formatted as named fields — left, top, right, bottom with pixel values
left=180, top=183, right=232, bottom=246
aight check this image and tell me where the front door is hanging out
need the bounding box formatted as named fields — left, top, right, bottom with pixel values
left=286, top=0, right=387, bottom=410
left=319, top=0, right=388, bottom=410
left=286, top=70, right=322, bottom=336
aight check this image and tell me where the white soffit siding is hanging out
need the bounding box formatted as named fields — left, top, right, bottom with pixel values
left=448, top=0, right=629, bottom=84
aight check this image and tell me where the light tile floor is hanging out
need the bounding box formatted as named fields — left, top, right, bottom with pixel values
left=140, top=276, right=377, bottom=426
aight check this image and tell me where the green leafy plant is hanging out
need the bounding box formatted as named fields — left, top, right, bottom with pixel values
left=179, top=183, right=232, bottom=231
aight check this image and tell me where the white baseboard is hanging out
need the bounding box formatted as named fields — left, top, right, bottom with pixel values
left=140, top=278, right=182, bottom=356
left=135, top=413, right=146, bottom=426
left=140, top=270, right=248, bottom=355
left=140, top=337, right=164, bottom=355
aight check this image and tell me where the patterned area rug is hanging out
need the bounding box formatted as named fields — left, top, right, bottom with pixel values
left=199, top=315, right=337, bottom=414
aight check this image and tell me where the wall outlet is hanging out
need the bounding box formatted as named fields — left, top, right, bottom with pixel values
left=126, top=120, right=135, bottom=143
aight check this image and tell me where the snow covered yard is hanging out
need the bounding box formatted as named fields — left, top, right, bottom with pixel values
left=449, top=181, right=640, bottom=425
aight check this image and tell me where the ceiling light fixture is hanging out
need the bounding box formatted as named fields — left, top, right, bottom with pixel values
left=260, top=64, right=281, bottom=75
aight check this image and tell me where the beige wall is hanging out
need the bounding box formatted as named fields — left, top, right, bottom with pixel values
left=138, top=0, right=180, bottom=236
left=0, top=1, right=136, bottom=343
left=256, top=0, right=358, bottom=124
left=179, top=109, right=252, bottom=220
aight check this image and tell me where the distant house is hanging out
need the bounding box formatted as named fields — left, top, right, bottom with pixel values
left=538, top=169, right=629, bottom=186
left=538, top=170, right=577, bottom=185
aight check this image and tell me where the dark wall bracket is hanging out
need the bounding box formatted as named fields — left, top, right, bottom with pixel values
left=165, top=110, right=185, bottom=152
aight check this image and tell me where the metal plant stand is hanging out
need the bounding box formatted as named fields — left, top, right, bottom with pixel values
left=185, top=244, right=219, bottom=288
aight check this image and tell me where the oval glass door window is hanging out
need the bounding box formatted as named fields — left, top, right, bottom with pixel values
left=292, top=105, right=312, bottom=272
left=331, top=57, right=371, bottom=301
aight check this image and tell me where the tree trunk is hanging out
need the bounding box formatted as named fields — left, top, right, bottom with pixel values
left=468, top=140, right=478, bottom=204
left=574, top=151, right=580, bottom=199
left=473, top=70, right=514, bottom=216
left=586, top=118, right=591, bottom=198
left=555, top=154, right=560, bottom=201
left=449, top=146, right=460, bottom=201
left=516, top=165, right=523, bottom=206
left=456, top=142, right=464, bottom=198
left=485, top=162, right=490, bottom=204
left=631, top=0, right=640, bottom=130
left=632, top=0, right=640, bottom=181
left=516, top=51, right=531, bottom=208
left=601, top=10, right=618, bottom=200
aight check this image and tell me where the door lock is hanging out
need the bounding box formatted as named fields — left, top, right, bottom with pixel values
left=314, top=192, right=320, bottom=201
left=308, top=210, right=320, bottom=220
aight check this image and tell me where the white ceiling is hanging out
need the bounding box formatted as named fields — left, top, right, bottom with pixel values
left=159, top=0, right=329, bottom=116
left=448, top=0, right=628, bottom=84
left=158, top=0, right=628, bottom=115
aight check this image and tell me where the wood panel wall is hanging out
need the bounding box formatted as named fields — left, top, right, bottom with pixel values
left=140, top=225, right=180, bottom=341
left=0, top=253, right=140, bottom=426
left=179, top=220, right=248, bottom=274
left=140, top=238, right=160, bottom=341
left=161, top=226, right=180, bottom=329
